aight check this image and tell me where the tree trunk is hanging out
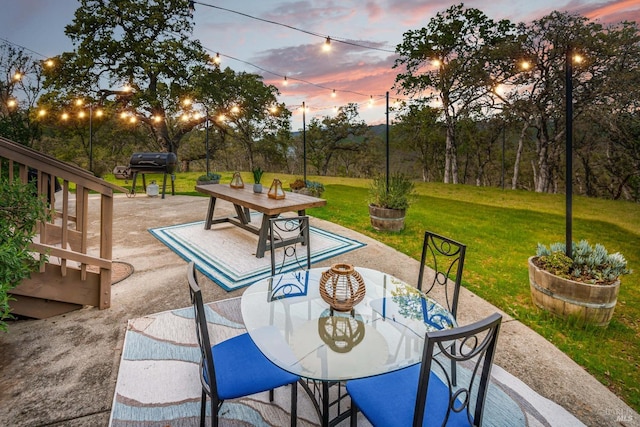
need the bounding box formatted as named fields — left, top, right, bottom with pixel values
left=512, top=121, right=528, bottom=190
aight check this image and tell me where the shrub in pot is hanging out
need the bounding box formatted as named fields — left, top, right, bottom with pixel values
left=367, top=173, right=415, bottom=232
left=528, top=240, right=631, bottom=326
left=196, top=172, right=221, bottom=185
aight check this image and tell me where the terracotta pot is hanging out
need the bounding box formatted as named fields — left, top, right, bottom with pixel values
left=368, top=204, right=406, bottom=232
left=528, top=256, right=620, bottom=326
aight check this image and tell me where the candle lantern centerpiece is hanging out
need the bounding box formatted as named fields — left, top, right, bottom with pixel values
left=230, top=171, right=244, bottom=188
left=268, top=178, right=286, bottom=199
left=319, top=263, right=366, bottom=313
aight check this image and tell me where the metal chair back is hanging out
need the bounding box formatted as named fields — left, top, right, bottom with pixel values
left=415, top=313, right=502, bottom=426
left=417, top=231, right=467, bottom=318
left=269, top=216, right=311, bottom=276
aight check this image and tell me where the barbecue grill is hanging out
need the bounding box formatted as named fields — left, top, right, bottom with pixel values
left=128, top=152, right=177, bottom=199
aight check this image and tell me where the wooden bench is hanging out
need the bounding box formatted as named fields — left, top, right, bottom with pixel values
left=195, top=184, right=327, bottom=258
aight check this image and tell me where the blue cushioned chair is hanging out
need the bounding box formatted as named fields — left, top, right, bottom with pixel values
left=187, top=262, right=299, bottom=427
left=346, top=313, right=502, bottom=427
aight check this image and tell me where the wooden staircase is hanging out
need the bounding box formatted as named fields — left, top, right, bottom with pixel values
left=1, top=136, right=128, bottom=319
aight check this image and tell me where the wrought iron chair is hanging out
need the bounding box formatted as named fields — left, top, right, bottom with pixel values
left=418, top=230, right=467, bottom=319
left=346, top=312, right=502, bottom=427
left=418, top=231, right=467, bottom=386
left=187, top=262, right=299, bottom=427
left=269, top=216, right=311, bottom=276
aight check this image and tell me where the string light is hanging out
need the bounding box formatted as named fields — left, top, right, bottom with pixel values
left=202, top=47, right=409, bottom=108
left=38, top=109, right=46, bottom=117
left=213, top=52, right=221, bottom=65
left=323, top=36, right=331, bottom=52
left=191, top=1, right=396, bottom=53
left=7, top=99, right=18, bottom=108
left=520, top=60, right=531, bottom=70
left=13, top=71, right=23, bottom=81
left=61, top=112, right=69, bottom=120
left=331, top=89, right=336, bottom=98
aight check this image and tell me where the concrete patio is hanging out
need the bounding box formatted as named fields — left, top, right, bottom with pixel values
left=0, top=193, right=637, bottom=426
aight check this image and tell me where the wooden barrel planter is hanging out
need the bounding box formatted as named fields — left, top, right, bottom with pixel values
left=528, top=256, right=620, bottom=327
left=368, top=205, right=406, bottom=232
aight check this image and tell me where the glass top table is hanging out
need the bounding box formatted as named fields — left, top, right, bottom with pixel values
left=241, top=267, right=456, bottom=382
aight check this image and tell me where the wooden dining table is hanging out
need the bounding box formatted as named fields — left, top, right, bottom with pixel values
left=195, top=183, right=326, bottom=258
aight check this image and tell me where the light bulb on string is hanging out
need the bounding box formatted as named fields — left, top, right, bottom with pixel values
left=323, top=36, right=331, bottom=52
left=368, top=95, right=374, bottom=108
left=331, top=89, right=336, bottom=98
left=283, top=76, right=288, bottom=86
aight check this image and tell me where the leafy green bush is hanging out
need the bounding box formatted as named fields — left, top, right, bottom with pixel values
left=1, top=179, right=49, bottom=331
left=196, top=172, right=221, bottom=182
left=536, top=240, right=631, bottom=285
left=368, top=173, right=415, bottom=210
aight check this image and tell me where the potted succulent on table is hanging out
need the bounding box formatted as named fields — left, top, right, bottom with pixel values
left=196, top=172, right=221, bottom=185
left=367, top=173, right=415, bottom=232
left=528, top=240, right=631, bottom=327
left=252, top=167, right=264, bottom=193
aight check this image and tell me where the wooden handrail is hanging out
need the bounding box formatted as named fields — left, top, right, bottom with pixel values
left=1, top=136, right=128, bottom=319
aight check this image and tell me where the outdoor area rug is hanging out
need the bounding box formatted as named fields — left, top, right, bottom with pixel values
left=109, top=297, right=586, bottom=427
left=149, top=216, right=365, bottom=291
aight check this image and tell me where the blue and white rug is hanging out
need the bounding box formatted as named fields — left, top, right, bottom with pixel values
left=149, top=217, right=366, bottom=291
left=109, top=298, right=585, bottom=427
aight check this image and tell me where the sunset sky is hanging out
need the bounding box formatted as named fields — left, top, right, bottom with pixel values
left=2, top=0, right=639, bottom=128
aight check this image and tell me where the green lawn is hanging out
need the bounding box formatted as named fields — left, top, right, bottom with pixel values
left=107, top=172, right=640, bottom=411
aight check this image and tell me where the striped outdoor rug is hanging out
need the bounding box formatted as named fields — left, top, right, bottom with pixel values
left=109, top=297, right=585, bottom=426
left=149, top=216, right=365, bottom=291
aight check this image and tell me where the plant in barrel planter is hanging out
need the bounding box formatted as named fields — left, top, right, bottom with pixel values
left=528, top=240, right=631, bottom=327
left=252, top=167, right=264, bottom=193
left=367, top=173, right=415, bottom=232
left=196, top=172, right=221, bottom=185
